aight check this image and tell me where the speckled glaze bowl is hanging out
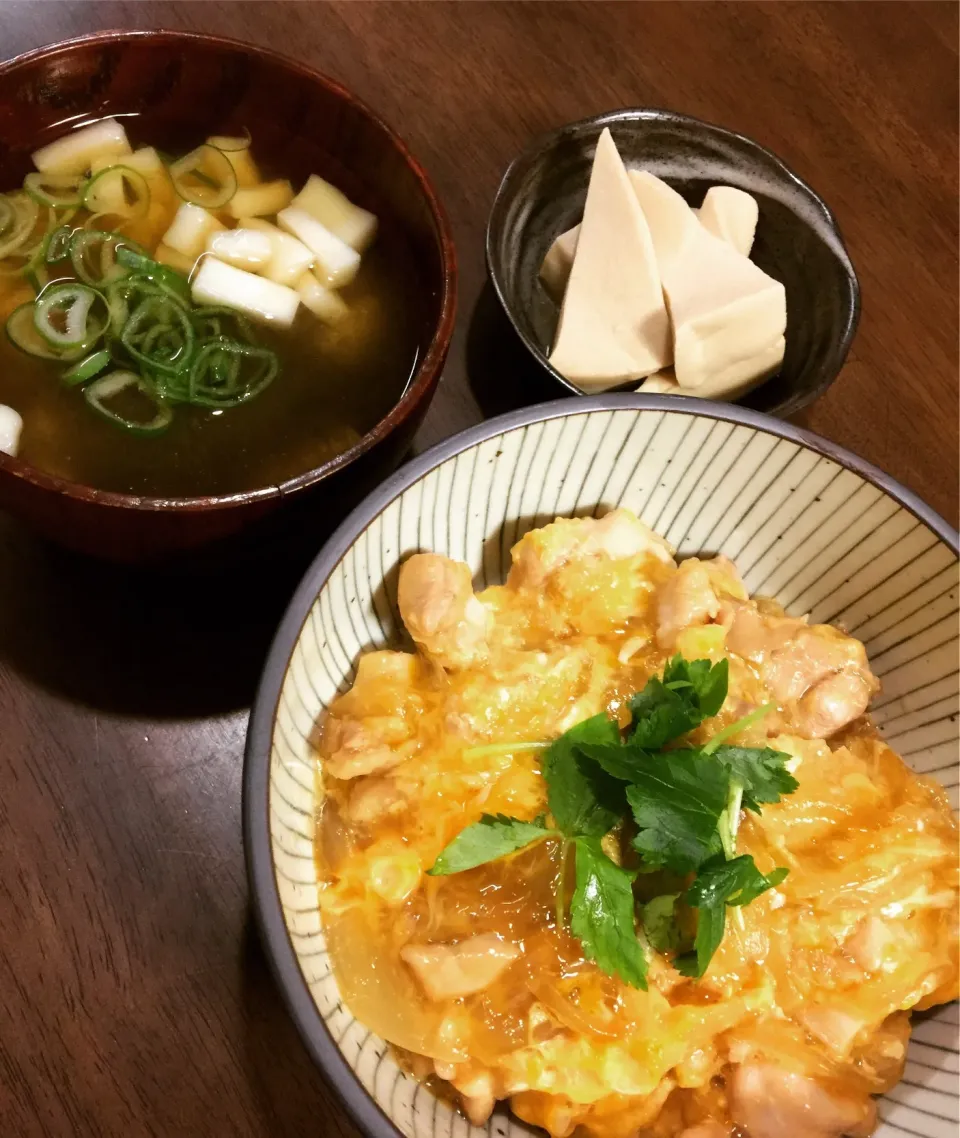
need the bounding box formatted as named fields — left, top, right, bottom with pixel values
left=245, top=395, right=958, bottom=1138
left=0, top=31, right=456, bottom=561
left=486, top=109, right=860, bottom=418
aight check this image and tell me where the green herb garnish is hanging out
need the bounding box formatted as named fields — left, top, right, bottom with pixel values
left=428, top=655, right=797, bottom=987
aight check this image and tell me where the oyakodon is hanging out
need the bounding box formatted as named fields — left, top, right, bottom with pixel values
left=313, top=508, right=958, bottom=1138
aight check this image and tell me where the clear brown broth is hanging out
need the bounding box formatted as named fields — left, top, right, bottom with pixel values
left=0, top=134, right=428, bottom=499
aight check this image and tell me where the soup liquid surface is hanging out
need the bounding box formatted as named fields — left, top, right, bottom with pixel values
left=0, top=141, right=427, bottom=498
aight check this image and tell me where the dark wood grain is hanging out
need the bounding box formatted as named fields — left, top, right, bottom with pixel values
left=0, top=4, right=956, bottom=1137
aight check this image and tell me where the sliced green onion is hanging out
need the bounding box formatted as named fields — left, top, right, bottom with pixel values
left=1, top=210, right=55, bottom=280
left=62, top=348, right=112, bottom=387
left=0, top=193, right=40, bottom=259
left=45, top=224, right=74, bottom=264
left=187, top=340, right=278, bottom=407
left=120, top=294, right=194, bottom=375
left=5, top=302, right=89, bottom=360
left=169, top=145, right=237, bottom=209
left=82, top=164, right=151, bottom=220
left=24, top=171, right=86, bottom=208
left=191, top=305, right=256, bottom=344
left=69, top=230, right=145, bottom=287
left=206, top=131, right=252, bottom=153
left=100, top=235, right=148, bottom=287
left=115, top=244, right=191, bottom=302
left=33, top=283, right=109, bottom=349
left=84, top=371, right=173, bottom=435
left=0, top=196, right=15, bottom=236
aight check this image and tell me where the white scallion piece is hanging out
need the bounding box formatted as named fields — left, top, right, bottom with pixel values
left=0, top=405, right=23, bottom=457
left=277, top=206, right=360, bottom=288
left=291, top=174, right=377, bottom=252
left=241, top=219, right=315, bottom=287
left=225, top=179, right=294, bottom=219
left=154, top=243, right=197, bottom=275
left=205, top=227, right=273, bottom=272
left=297, top=272, right=349, bottom=324
left=205, top=137, right=260, bottom=188
left=32, top=117, right=132, bottom=175
left=162, top=202, right=225, bottom=259
left=191, top=257, right=300, bottom=327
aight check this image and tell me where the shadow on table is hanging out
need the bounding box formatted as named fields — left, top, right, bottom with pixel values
left=465, top=280, right=572, bottom=418
left=0, top=512, right=336, bottom=718
left=239, top=914, right=365, bottom=1138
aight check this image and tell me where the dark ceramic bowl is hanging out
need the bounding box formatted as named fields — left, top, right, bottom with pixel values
left=0, top=30, right=456, bottom=562
left=486, top=108, right=859, bottom=418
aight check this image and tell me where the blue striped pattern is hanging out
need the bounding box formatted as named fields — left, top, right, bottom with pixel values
left=267, top=407, right=959, bottom=1138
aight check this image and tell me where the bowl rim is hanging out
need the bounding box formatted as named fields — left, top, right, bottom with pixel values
left=484, top=106, right=861, bottom=418
left=0, top=28, right=457, bottom=513
left=243, top=391, right=957, bottom=1138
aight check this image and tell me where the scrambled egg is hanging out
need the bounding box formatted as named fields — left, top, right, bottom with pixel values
left=315, top=510, right=958, bottom=1138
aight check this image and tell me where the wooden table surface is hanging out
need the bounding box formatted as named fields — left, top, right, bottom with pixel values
left=1, top=3, right=957, bottom=1136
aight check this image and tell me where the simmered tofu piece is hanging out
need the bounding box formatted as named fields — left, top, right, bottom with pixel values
left=400, top=934, right=520, bottom=1001
left=398, top=553, right=490, bottom=670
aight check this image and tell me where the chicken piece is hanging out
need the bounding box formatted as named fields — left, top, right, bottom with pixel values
left=345, top=776, right=407, bottom=823
left=724, top=608, right=878, bottom=738
left=679, top=1125, right=729, bottom=1138
left=508, top=508, right=674, bottom=589
left=655, top=555, right=745, bottom=649
left=793, top=667, right=875, bottom=739
left=845, top=916, right=895, bottom=973
left=398, top=553, right=490, bottom=670
left=400, top=934, right=520, bottom=1001
left=454, top=1069, right=496, bottom=1127
left=800, top=1006, right=866, bottom=1056
left=334, top=650, right=419, bottom=719
left=323, top=715, right=413, bottom=780
left=723, top=603, right=804, bottom=662
left=764, top=626, right=867, bottom=703
left=730, top=1064, right=876, bottom=1138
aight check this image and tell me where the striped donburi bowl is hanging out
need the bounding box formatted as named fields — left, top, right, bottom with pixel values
left=244, top=395, right=959, bottom=1138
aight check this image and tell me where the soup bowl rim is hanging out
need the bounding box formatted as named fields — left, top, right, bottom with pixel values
left=243, top=391, right=958, bottom=1138
left=0, top=28, right=457, bottom=512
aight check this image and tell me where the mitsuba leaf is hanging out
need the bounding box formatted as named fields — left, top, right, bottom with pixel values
left=677, top=854, right=789, bottom=977
left=626, top=750, right=728, bottom=872
left=710, top=745, right=799, bottom=812
left=628, top=657, right=728, bottom=748
left=428, top=814, right=553, bottom=875
left=543, top=714, right=625, bottom=837
left=570, top=836, right=648, bottom=989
